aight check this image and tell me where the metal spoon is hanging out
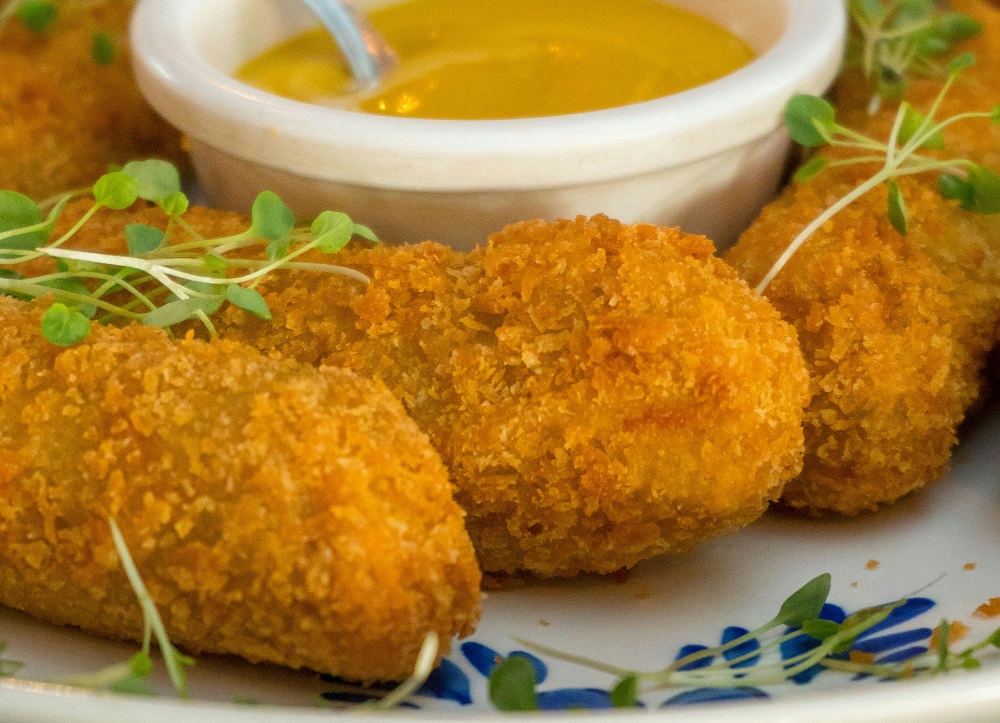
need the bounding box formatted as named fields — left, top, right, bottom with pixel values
left=298, top=0, right=397, bottom=89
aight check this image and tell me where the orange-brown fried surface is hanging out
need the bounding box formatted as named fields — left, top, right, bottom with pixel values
left=0, top=296, right=480, bottom=681
left=0, top=0, right=183, bottom=199
left=725, top=0, right=1000, bottom=514
left=199, top=214, right=810, bottom=578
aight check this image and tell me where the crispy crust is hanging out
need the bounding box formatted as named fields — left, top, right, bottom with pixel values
left=725, top=0, right=1000, bottom=514
left=118, top=212, right=809, bottom=578
left=0, top=1, right=183, bottom=199
left=0, top=296, right=480, bottom=681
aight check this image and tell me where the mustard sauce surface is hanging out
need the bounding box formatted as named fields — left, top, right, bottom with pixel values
left=237, top=0, right=755, bottom=120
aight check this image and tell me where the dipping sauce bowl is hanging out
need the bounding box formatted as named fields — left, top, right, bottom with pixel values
left=132, top=0, right=846, bottom=251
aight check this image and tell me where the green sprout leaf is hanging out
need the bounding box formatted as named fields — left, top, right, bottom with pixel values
left=774, top=574, right=831, bottom=627
left=0, top=190, right=47, bottom=251
left=160, top=191, right=190, bottom=216
left=93, top=172, right=140, bottom=210
left=311, top=211, right=355, bottom=253
left=966, top=165, right=1000, bottom=214
left=38, top=278, right=97, bottom=318
left=251, top=191, right=295, bottom=242
left=16, top=1, right=57, bottom=32
left=489, top=656, right=538, bottom=712
left=937, top=12, right=982, bottom=42
left=947, top=52, right=976, bottom=75
left=122, top=160, right=182, bottom=204
left=352, top=223, right=379, bottom=243
left=142, top=297, right=218, bottom=328
left=225, top=284, right=271, bottom=320
left=41, top=303, right=90, bottom=346
left=125, top=224, right=166, bottom=256
left=784, top=95, right=836, bottom=148
left=91, top=31, right=116, bottom=66
left=939, top=174, right=976, bottom=208
left=898, top=105, right=944, bottom=150
left=610, top=675, right=638, bottom=708
left=887, top=181, right=908, bottom=235
left=794, top=157, right=830, bottom=184
left=988, top=628, right=1000, bottom=649
left=801, top=618, right=842, bottom=641
left=266, top=238, right=290, bottom=261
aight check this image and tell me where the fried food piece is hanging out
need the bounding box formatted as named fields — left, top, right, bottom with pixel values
left=0, top=1, right=183, bottom=199
left=0, top=296, right=480, bottom=682
left=724, top=1, right=1000, bottom=514
left=200, top=214, right=808, bottom=578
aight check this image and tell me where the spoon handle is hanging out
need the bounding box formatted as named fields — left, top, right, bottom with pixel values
left=299, top=0, right=396, bottom=89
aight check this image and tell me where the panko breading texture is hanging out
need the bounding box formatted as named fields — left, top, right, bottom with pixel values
left=203, top=214, right=809, bottom=578
left=725, top=0, right=1000, bottom=514
left=0, top=0, right=183, bottom=199
left=0, top=296, right=480, bottom=682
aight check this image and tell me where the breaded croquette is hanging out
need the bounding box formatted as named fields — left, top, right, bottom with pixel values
left=725, top=0, right=1000, bottom=514
left=0, top=0, right=183, bottom=199
left=164, top=213, right=805, bottom=578
left=0, top=296, right=480, bottom=681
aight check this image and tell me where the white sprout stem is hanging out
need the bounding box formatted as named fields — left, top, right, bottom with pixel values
left=0, top=278, right=145, bottom=318
left=755, top=169, right=892, bottom=295
left=48, top=662, right=135, bottom=689
left=885, top=102, right=910, bottom=168
left=40, top=248, right=194, bottom=299
left=513, top=638, right=635, bottom=678
left=369, top=632, right=439, bottom=710
left=109, top=519, right=189, bottom=698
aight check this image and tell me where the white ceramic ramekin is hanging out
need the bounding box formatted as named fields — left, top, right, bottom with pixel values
left=132, top=0, right=845, bottom=251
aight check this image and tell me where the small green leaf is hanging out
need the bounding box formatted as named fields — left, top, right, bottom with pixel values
left=108, top=676, right=156, bottom=697
left=488, top=655, right=538, bottom=712
left=875, top=69, right=906, bottom=102
left=988, top=628, right=1000, bottom=649
left=121, top=160, right=181, bottom=203
left=990, top=106, right=1000, bottom=126
left=939, top=173, right=975, bottom=207
left=91, top=31, right=116, bottom=66
left=93, top=172, right=140, bottom=210
left=130, top=650, right=153, bottom=679
left=251, top=191, right=295, bottom=242
left=38, top=278, right=97, bottom=318
left=125, top=224, right=166, bottom=256
left=266, top=238, right=290, bottom=261
left=225, top=284, right=271, bottom=320
left=784, top=95, right=836, bottom=148
left=794, top=157, right=829, bottom=184
left=775, top=574, right=831, bottom=627
left=801, top=618, right=841, bottom=641
left=311, top=211, right=354, bottom=252
left=352, top=223, right=379, bottom=243
left=143, top=298, right=216, bottom=328
left=41, top=303, right=90, bottom=346
left=610, top=675, right=638, bottom=708
left=201, top=254, right=227, bottom=277
left=966, top=164, right=1000, bottom=214
left=0, top=190, right=46, bottom=251
left=897, top=104, right=944, bottom=150
left=947, top=52, right=976, bottom=75
left=937, top=13, right=982, bottom=42
left=887, top=180, right=909, bottom=235
left=16, top=1, right=57, bottom=32
left=160, top=191, right=190, bottom=216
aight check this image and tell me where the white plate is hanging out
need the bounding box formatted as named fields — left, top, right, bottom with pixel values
left=2, top=396, right=999, bottom=723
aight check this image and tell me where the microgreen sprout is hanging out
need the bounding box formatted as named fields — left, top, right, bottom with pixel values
left=847, top=0, right=982, bottom=113
left=499, top=574, right=1000, bottom=709
left=0, top=159, right=376, bottom=346
left=757, top=55, right=1000, bottom=294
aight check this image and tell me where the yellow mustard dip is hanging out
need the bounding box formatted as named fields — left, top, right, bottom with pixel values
left=236, top=0, right=755, bottom=120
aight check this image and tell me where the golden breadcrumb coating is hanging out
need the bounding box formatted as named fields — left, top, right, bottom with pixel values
left=725, top=0, right=1000, bottom=514
left=56, top=211, right=808, bottom=578
left=0, top=296, right=480, bottom=682
left=0, top=0, right=183, bottom=199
